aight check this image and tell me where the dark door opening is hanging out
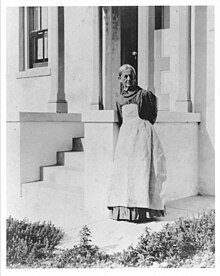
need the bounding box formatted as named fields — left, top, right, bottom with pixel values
left=121, top=7, right=138, bottom=77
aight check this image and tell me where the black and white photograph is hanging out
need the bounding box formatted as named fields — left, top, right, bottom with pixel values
left=1, top=0, right=217, bottom=273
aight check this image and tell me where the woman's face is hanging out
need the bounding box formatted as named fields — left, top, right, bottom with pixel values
left=119, top=68, right=136, bottom=90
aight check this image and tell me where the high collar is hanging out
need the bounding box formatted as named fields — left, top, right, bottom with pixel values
left=121, top=85, right=140, bottom=97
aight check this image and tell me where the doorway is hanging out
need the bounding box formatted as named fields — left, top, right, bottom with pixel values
left=121, top=7, right=138, bottom=77
left=100, top=6, right=139, bottom=109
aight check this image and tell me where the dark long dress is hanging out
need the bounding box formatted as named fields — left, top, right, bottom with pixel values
left=107, top=85, right=167, bottom=222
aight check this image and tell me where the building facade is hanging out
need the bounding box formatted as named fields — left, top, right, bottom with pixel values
left=6, top=6, right=214, bottom=222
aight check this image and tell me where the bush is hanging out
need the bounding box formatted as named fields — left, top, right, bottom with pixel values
left=7, top=210, right=215, bottom=268
left=52, top=225, right=112, bottom=268
left=118, top=210, right=215, bottom=267
left=49, top=210, right=215, bottom=268
left=7, top=216, right=64, bottom=266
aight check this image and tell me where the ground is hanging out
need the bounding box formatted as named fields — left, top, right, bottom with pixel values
left=56, top=195, right=215, bottom=253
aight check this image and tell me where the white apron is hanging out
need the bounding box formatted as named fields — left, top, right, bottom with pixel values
left=108, top=104, right=166, bottom=210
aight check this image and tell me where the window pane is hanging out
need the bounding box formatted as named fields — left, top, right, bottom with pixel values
left=27, top=6, right=48, bottom=67
left=37, top=37, right=43, bottom=59
left=44, top=31, right=48, bottom=59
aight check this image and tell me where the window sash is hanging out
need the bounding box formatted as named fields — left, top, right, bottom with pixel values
left=30, top=29, right=48, bottom=66
left=20, top=7, right=48, bottom=70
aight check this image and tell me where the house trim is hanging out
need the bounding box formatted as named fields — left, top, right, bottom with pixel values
left=19, top=112, right=81, bottom=122
left=82, top=110, right=200, bottom=123
left=16, top=67, right=51, bottom=79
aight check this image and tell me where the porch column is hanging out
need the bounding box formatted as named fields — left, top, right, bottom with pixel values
left=102, top=7, right=121, bottom=110
left=138, top=6, right=155, bottom=93
left=48, top=7, right=67, bottom=113
left=155, top=30, right=170, bottom=111
left=90, top=7, right=103, bottom=110
left=175, top=6, right=192, bottom=112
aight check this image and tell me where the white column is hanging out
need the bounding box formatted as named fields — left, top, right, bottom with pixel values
left=155, top=30, right=170, bottom=111
left=138, top=6, right=155, bottom=92
left=48, top=7, right=67, bottom=113
left=90, top=7, right=103, bottom=110
left=175, top=6, right=192, bottom=112
left=102, top=7, right=121, bottom=110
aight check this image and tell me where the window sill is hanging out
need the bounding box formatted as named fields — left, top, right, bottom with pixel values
left=16, top=67, right=51, bottom=79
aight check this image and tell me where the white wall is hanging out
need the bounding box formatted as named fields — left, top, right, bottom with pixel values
left=157, top=6, right=215, bottom=195
left=6, top=7, right=24, bottom=205
left=155, top=122, right=198, bottom=201
left=154, top=7, right=181, bottom=112
left=193, top=6, right=215, bottom=195
left=20, top=113, right=84, bottom=183
left=7, top=124, right=21, bottom=201
left=154, top=7, right=177, bottom=111
left=7, top=7, right=93, bottom=120
left=6, top=8, right=51, bottom=121
left=65, top=7, right=94, bottom=113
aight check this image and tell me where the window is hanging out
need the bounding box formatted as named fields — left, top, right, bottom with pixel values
left=28, top=7, right=48, bottom=68
left=19, top=7, right=48, bottom=71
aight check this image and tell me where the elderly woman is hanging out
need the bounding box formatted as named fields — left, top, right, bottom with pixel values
left=108, top=64, right=167, bottom=222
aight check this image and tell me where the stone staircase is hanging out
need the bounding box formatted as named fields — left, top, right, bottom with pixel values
left=19, top=138, right=85, bottom=229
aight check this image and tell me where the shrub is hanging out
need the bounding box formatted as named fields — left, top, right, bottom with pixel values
left=121, top=209, right=215, bottom=267
left=53, top=225, right=112, bottom=268
left=50, top=210, right=215, bottom=268
left=7, top=210, right=215, bottom=268
left=7, top=216, right=64, bottom=266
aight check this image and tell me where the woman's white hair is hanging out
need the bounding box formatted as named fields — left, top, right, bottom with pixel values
left=118, top=64, right=136, bottom=77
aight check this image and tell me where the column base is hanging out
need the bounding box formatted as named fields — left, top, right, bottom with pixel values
left=48, top=101, right=68, bottom=113
left=175, top=100, right=192, bottom=112
left=90, top=102, right=104, bottom=110
left=157, top=94, right=170, bottom=111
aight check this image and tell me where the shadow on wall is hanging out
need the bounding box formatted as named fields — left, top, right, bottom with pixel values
left=198, top=126, right=215, bottom=195
left=194, top=6, right=215, bottom=195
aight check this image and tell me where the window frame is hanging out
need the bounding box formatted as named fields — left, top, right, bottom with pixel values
left=17, top=7, right=50, bottom=78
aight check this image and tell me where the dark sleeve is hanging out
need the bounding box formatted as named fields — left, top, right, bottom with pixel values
left=138, top=90, right=158, bottom=124
left=116, top=100, right=123, bottom=127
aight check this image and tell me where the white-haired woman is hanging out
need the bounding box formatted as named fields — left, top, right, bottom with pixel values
left=108, top=64, right=167, bottom=222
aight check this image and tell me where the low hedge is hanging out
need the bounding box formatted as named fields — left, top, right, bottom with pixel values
left=7, top=216, right=64, bottom=266
left=7, top=210, right=215, bottom=268
left=114, top=210, right=215, bottom=267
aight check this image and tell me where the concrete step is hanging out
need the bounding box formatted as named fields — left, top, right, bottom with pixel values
left=57, top=151, right=84, bottom=170
left=22, top=181, right=83, bottom=204
left=17, top=137, right=85, bottom=228
left=40, top=165, right=84, bottom=192
left=20, top=181, right=84, bottom=229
